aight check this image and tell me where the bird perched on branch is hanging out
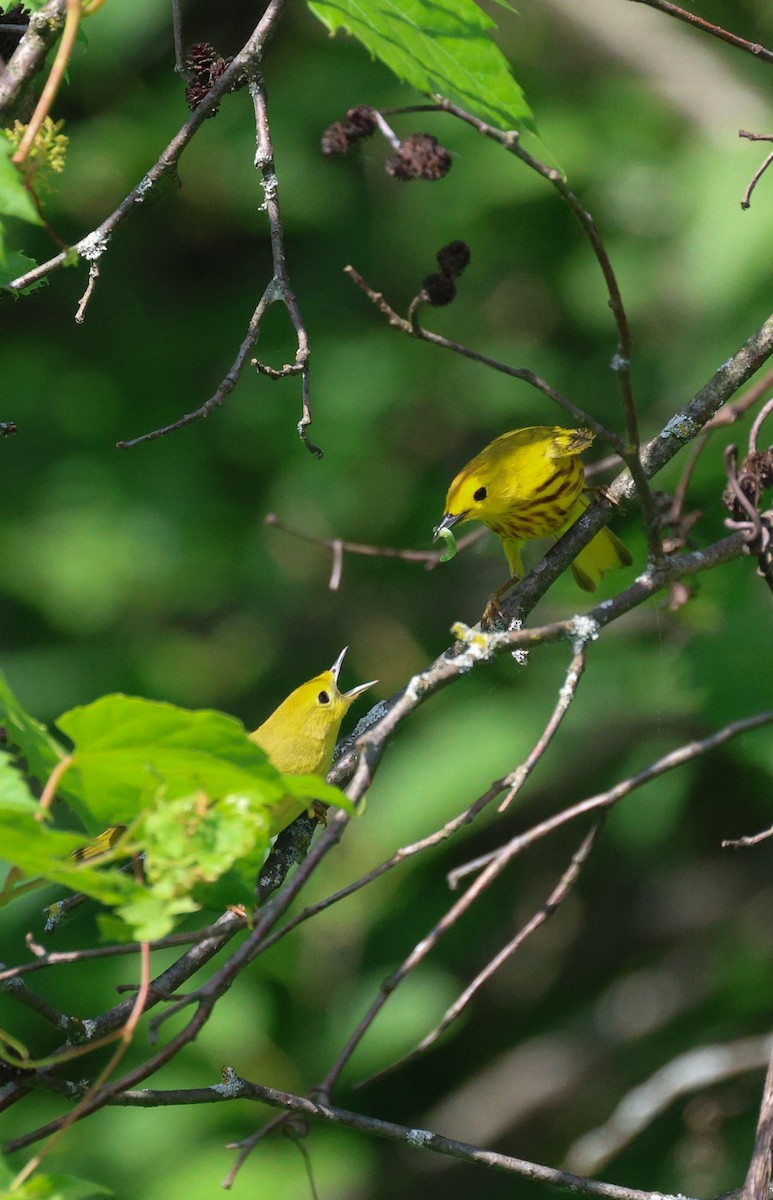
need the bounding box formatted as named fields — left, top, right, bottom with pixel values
left=434, top=425, right=631, bottom=595
left=250, top=646, right=376, bottom=834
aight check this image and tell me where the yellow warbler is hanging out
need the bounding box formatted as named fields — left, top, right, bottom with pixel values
left=75, top=650, right=375, bottom=857
left=250, top=646, right=376, bottom=834
left=434, top=425, right=631, bottom=592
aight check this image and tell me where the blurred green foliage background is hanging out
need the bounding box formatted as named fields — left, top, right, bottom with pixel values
left=2, top=1, right=773, bottom=1197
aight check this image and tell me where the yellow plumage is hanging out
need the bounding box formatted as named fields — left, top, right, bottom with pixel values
left=250, top=647, right=375, bottom=834
left=434, top=425, right=631, bottom=592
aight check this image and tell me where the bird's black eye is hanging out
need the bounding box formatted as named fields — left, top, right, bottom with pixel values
left=317, top=690, right=330, bottom=705
left=473, top=486, right=487, bottom=501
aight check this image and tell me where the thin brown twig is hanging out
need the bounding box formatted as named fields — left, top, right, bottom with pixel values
left=739, top=131, right=773, bottom=210
left=628, top=1, right=773, bottom=65
left=1, top=970, right=82, bottom=1034
left=358, top=821, right=603, bottom=1088
left=116, top=281, right=277, bottom=449
left=566, top=1034, right=773, bottom=1176
left=748, top=395, right=773, bottom=455
left=74, top=263, right=100, bottom=325
left=171, top=0, right=185, bottom=76
left=264, top=510, right=488, bottom=584
left=724, top=824, right=773, bottom=849
left=0, top=915, right=247, bottom=984
left=344, top=265, right=622, bottom=451
left=499, top=645, right=588, bottom=813
left=223, top=1111, right=291, bottom=1190
left=117, top=68, right=316, bottom=454
left=254, top=778, right=515, bottom=960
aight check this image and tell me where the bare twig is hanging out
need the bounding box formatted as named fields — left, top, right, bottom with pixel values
left=359, top=822, right=603, bottom=1088
left=723, top=825, right=773, bottom=850
left=662, top=369, right=773, bottom=543
left=565, top=1034, right=773, bottom=1176
left=223, top=1111, right=292, bottom=1190
left=74, top=263, right=100, bottom=325
left=1, top=970, right=81, bottom=1034
left=628, top=1, right=773, bottom=65
left=264, top=510, right=488, bottom=586
left=344, top=265, right=622, bottom=450
left=740, top=131, right=773, bottom=210
left=748, top=396, right=773, bottom=455
left=117, top=67, right=316, bottom=453
left=116, top=282, right=279, bottom=449
left=171, top=0, right=184, bottom=76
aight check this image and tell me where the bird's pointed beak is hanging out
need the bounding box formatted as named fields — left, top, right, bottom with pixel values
left=330, top=646, right=349, bottom=685
left=344, top=678, right=378, bottom=701
left=432, top=511, right=467, bottom=542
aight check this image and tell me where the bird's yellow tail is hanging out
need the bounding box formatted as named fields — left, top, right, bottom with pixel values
left=561, top=496, right=632, bottom=592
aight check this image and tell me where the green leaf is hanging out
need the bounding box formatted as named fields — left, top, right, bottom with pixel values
left=0, top=1159, right=113, bottom=1199
left=0, top=140, right=42, bottom=225
left=140, top=790, right=271, bottom=896
left=0, top=752, right=38, bottom=811
left=0, top=249, right=45, bottom=293
left=0, top=669, right=70, bottom=789
left=112, top=891, right=200, bottom=942
left=308, top=0, right=533, bottom=131
left=56, top=695, right=286, bottom=830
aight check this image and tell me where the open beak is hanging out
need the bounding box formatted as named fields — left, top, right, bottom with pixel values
left=432, top=511, right=467, bottom=542
left=330, top=647, right=378, bottom=699
left=344, top=679, right=378, bottom=700
left=330, top=646, right=349, bottom=685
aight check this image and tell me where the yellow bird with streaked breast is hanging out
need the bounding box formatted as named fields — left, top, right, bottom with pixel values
left=434, top=425, right=631, bottom=593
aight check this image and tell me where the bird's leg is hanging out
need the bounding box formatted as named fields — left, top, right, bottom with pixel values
left=587, top=484, right=622, bottom=508
left=481, top=573, right=519, bottom=628
left=309, top=800, right=328, bottom=824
